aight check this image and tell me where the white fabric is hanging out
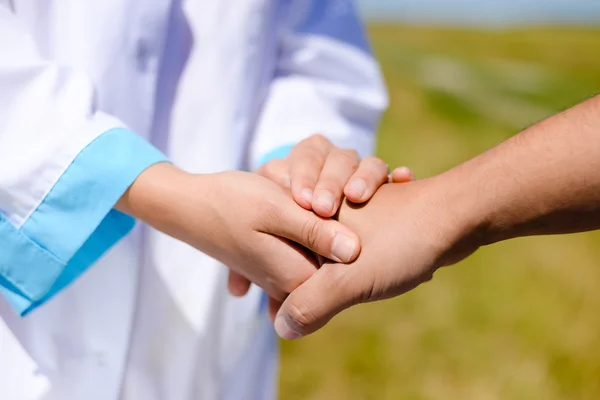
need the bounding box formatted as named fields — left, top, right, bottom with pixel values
left=0, top=7, right=126, bottom=228
left=0, top=0, right=387, bottom=399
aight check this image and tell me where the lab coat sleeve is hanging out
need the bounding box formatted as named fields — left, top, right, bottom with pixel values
left=0, top=8, right=167, bottom=315
left=249, top=0, right=389, bottom=169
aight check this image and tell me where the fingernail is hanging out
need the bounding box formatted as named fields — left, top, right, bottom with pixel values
left=275, top=315, right=302, bottom=340
left=346, top=179, right=367, bottom=198
left=300, top=188, right=313, bottom=204
left=398, top=166, right=415, bottom=180
left=331, top=232, right=357, bottom=263
left=315, top=191, right=335, bottom=212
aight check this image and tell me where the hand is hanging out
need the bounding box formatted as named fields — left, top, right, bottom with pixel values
left=273, top=176, right=481, bottom=339
left=274, top=94, right=600, bottom=338
left=117, top=163, right=362, bottom=301
left=257, top=134, right=413, bottom=217
left=230, top=135, right=414, bottom=300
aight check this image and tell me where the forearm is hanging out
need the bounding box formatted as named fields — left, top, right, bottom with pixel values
left=445, top=94, right=600, bottom=245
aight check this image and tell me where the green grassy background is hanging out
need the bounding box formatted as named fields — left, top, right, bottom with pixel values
left=279, top=25, right=600, bottom=400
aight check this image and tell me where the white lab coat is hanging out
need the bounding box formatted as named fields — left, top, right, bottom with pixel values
left=0, top=1, right=387, bottom=399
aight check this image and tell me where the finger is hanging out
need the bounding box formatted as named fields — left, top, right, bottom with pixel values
left=311, top=148, right=360, bottom=217
left=251, top=234, right=320, bottom=301
left=228, top=270, right=252, bottom=297
left=256, top=158, right=291, bottom=188
left=274, top=263, right=360, bottom=340
left=344, top=156, right=389, bottom=203
left=389, top=167, right=415, bottom=183
left=264, top=202, right=361, bottom=263
left=288, top=135, right=333, bottom=210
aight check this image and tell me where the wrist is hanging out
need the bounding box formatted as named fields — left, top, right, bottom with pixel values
left=118, top=164, right=238, bottom=260
left=426, top=167, right=493, bottom=261
left=431, top=146, right=529, bottom=253
left=117, top=163, right=204, bottom=235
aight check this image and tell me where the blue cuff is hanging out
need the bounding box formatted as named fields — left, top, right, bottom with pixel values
left=257, top=144, right=294, bottom=167
left=0, top=128, right=167, bottom=316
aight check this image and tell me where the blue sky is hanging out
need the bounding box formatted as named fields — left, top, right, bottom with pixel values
left=356, top=0, right=600, bottom=25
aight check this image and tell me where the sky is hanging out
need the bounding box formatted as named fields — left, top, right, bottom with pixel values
left=356, top=0, right=600, bottom=25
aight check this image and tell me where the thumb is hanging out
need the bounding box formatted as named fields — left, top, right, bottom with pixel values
left=274, top=263, right=361, bottom=340
left=266, top=200, right=361, bottom=264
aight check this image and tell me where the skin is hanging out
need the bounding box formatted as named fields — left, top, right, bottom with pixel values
left=227, top=134, right=413, bottom=301
left=116, top=165, right=357, bottom=301
left=274, top=94, right=600, bottom=340
left=260, top=134, right=404, bottom=216
left=116, top=135, right=405, bottom=302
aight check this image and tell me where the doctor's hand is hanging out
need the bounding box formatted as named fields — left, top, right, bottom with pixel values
left=273, top=177, right=481, bottom=340
left=256, top=134, right=414, bottom=218
left=117, top=163, right=362, bottom=301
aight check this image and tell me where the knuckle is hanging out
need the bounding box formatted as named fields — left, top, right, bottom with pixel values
left=301, top=218, right=322, bottom=250
left=287, top=301, right=317, bottom=329
left=308, top=133, right=331, bottom=148
left=331, top=267, right=360, bottom=302
left=359, top=276, right=380, bottom=303
left=304, top=147, right=326, bottom=165
left=363, top=156, right=388, bottom=173
left=291, top=151, right=323, bottom=177
left=328, top=265, right=375, bottom=305
left=420, top=268, right=436, bottom=284
left=346, top=148, right=360, bottom=160
left=335, top=149, right=359, bottom=168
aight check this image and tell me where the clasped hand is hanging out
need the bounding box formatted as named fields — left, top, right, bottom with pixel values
left=230, top=135, right=480, bottom=341
left=226, top=135, right=403, bottom=305
left=135, top=95, right=600, bottom=341
left=225, top=135, right=428, bottom=337
left=123, top=134, right=471, bottom=342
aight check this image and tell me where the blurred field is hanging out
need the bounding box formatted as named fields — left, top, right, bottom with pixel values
left=279, top=25, right=600, bottom=400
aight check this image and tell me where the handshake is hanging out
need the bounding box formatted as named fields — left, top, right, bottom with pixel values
left=118, top=134, right=483, bottom=341
left=117, top=96, right=600, bottom=339
left=118, top=94, right=600, bottom=342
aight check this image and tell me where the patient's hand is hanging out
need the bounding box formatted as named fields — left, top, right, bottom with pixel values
left=273, top=176, right=482, bottom=339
